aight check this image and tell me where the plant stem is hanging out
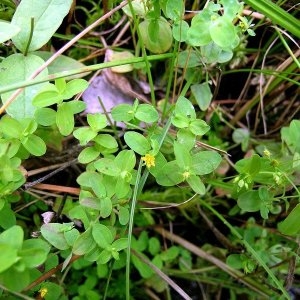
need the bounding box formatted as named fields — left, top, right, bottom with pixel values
left=126, top=160, right=143, bottom=300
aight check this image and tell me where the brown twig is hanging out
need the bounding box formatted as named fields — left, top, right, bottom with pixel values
left=22, top=255, right=81, bottom=292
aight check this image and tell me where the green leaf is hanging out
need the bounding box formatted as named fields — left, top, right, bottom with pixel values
left=247, top=154, right=261, bottom=176
left=95, top=134, right=118, bottom=149
left=155, top=161, right=183, bottom=186
left=278, top=204, right=300, bottom=236
left=0, top=20, right=20, bottom=43
left=281, top=119, right=300, bottom=153
left=232, top=128, right=250, bottom=152
left=34, top=107, right=56, bottom=126
left=73, top=127, right=97, bottom=145
left=56, top=102, right=74, bottom=136
left=124, top=132, right=151, bottom=155
left=0, top=244, right=19, bottom=272
left=0, top=204, right=17, bottom=229
left=0, top=53, right=48, bottom=119
left=78, top=147, right=100, bottom=164
left=92, top=223, right=114, bottom=248
left=209, top=16, right=238, bottom=49
left=172, top=20, right=189, bottom=42
left=160, top=246, right=179, bottom=261
left=226, top=254, right=243, bottom=269
left=55, top=78, right=67, bottom=93
left=171, top=114, right=190, bottom=128
left=41, top=223, right=73, bottom=250
left=22, top=134, right=46, bottom=156
left=222, top=0, right=243, bottom=19
left=0, top=225, right=23, bottom=250
left=175, top=96, right=196, bottom=119
left=112, top=238, right=128, bottom=251
left=187, top=10, right=212, bottom=46
left=63, top=79, right=89, bottom=99
left=97, top=249, right=112, bottom=264
left=176, top=50, right=202, bottom=68
left=132, top=252, right=154, bottom=278
left=176, top=128, right=195, bottom=151
left=73, top=228, right=96, bottom=255
left=77, top=171, right=106, bottom=199
left=166, top=0, right=184, bottom=20
left=111, top=104, right=134, bottom=122
left=139, top=17, right=173, bottom=54
left=191, top=82, right=213, bottom=111
left=174, top=141, right=191, bottom=169
left=191, top=151, right=222, bottom=175
left=94, top=158, right=120, bottom=176
left=115, top=150, right=136, bottom=171
left=64, top=228, right=80, bottom=246
left=87, top=113, right=107, bottom=131
left=148, top=237, right=160, bottom=255
left=118, top=206, right=130, bottom=225
left=37, top=282, right=63, bottom=300
left=135, top=104, right=159, bottom=123
left=67, top=100, right=86, bottom=114
left=11, top=0, right=73, bottom=52
left=187, top=175, right=206, bottom=194
left=32, top=85, right=61, bottom=107
left=19, top=239, right=50, bottom=268
left=189, top=119, right=210, bottom=135
left=0, top=268, right=30, bottom=291
left=0, top=116, right=22, bottom=138
left=237, top=191, right=261, bottom=212
left=100, top=197, right=112, bottom=218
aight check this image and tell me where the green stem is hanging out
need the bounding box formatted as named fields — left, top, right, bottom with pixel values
left=0, top=53, right=173, bottom=95
left=126, top=160, right=143, bottom=300
left=127, top=0, right=156, bottom=105
left=23, top=17, right=34, bottom=56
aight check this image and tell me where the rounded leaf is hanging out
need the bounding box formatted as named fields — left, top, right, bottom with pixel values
left=0, top=21, right=20, bottom=43
left=78, top=147, right=100, bottom=164
left=34, top=107, right=56, bottom=126
left=73, top=228, right=96, bottom=255
left=238, top=191, right=261, bottom=212
left=87, top=113, right=107, bottom=131
left=111, top=104, right=134, bottom=122
left=139, top=17, right=173, bottom=53
left=41, top=223, right=72, bottom=250
left=73, top=127, right=97, bottom=145
left=56, top=102, right=74, bottom=136
left=124, top=131, right=151, bottom=155
left=209, top=16, right=238, bottom=49
left=92, top=224, right=114, bottom=248
left=0, top=54, right=48, bottom=119
left=135, top=104, right=159, bottom=123
left=191, top=151, right=222, bottom=175
left=22, top=134, right=46, bottom=156
left=11, top=0, right=73, bottom=52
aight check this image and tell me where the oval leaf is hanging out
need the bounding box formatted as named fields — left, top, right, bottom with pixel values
left=0, top=53, right=48, bottom=119
left=0, top=21, right=20, bottom=43
left=124, top=131, right=151, bottom=155
left=11, top=0, right=73, bottom=52
left=92, top=223, right=114, bottom=248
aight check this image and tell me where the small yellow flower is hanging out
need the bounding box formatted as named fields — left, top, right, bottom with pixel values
left=182, top=171, right=190, bottom=180
left=39, top=288, right=48, bottom=298
left=141, top=153, right=155, bottom=168
left=263, top=148, right=271, bottom=158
